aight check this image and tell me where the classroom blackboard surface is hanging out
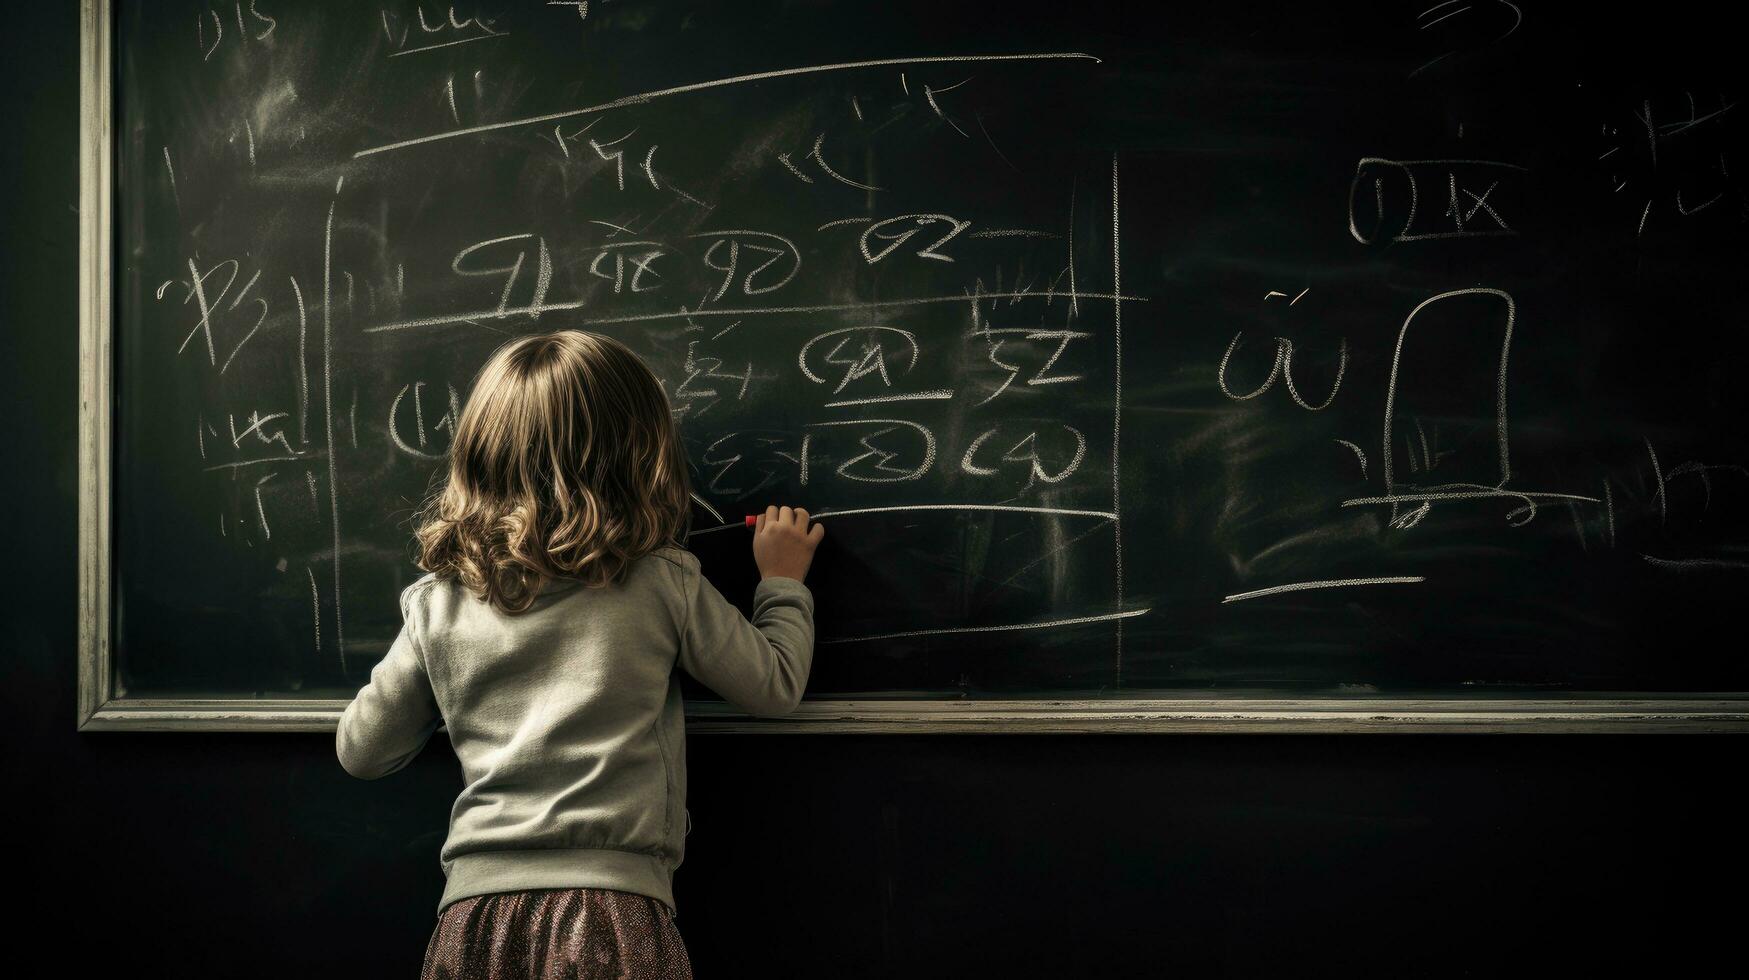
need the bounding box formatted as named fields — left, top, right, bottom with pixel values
left=80, top=0, right=1749, bottom=729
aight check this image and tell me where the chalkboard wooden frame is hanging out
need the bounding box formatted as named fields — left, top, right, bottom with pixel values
left=70, top=698, right=1749, bottom=734
left=78, top=0, right=116, bottom=735
left=74, top=0, right=1749, bottom=733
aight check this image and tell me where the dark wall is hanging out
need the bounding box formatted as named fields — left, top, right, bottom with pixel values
left=6, top=10, right=1740, bottom=978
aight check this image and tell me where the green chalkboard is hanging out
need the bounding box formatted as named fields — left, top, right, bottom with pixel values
left=84, top=0, right=1749, bottom=729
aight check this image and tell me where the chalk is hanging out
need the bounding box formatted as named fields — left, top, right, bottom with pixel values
left=741, top=513, right=816, bottom=528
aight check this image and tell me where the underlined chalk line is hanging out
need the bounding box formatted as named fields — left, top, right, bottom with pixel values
left=364, top=291, right=1145, bottom=334
left=686, top=503, right=1118, bottom=536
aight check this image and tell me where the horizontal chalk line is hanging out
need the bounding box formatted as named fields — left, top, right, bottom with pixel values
left=824, top=608, right=1150, bottom=644
left=1642, top=555, right=1749, bottom=571
left=387, top=34, right=507, bottom=58
left=1222, top=577, right=1426, bottom=604
left=364, top=291, right=1145, bottom=334
left=355, top=52, right=1101, bottom=157
left=686, top=503, right=1118, bottom=536
left=824, top=390, right=955, bottom=407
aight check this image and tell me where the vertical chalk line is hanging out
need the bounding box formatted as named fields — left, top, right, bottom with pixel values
left=253, top=473, right=275, bottom=540
left=162, top=146, right=180, bottom=211
left=1644, top=437, right=1666, bottom=525
left=323, top=199, right=345, bottom=662
left=1111, top=154, right=1124, bottom=684
left=1067, top=181, right=1079, bottom=318
left=291, top=275, right=308, bottom=444
left=1603, top=478, right=1616, bottom=547
left=306, top=565, right=321, bottom=652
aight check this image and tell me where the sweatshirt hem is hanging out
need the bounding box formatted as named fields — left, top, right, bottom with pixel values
left=440, top=847, right=675, bottom=915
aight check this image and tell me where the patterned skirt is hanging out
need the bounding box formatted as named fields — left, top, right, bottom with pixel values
left=421, top=888, right=693, bottom=980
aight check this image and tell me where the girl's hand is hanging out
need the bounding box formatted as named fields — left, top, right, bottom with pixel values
left=752, top=506, right=825, bottom=582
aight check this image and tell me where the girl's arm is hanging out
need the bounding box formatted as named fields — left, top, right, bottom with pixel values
left=678, top=506, right=821, bottom=717
left=681, top=572, right=815, bottom=718
left=336, top=588, right=442, bottom=779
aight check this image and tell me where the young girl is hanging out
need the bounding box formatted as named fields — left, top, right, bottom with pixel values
left=336, top=329, right=824, bottom=979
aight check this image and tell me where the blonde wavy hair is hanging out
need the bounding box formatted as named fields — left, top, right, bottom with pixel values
left=414, top=330, right=691, bottom=612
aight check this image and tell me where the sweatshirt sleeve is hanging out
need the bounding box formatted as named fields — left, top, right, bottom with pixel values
left=679, top=568, right=816, bottom=718
left=336, top=585, right=442, bottom=779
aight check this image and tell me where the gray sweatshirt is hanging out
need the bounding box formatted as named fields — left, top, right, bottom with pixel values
left=335, top=545, right=814, bottom=914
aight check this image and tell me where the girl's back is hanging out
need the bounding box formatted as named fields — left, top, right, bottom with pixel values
left=381, top=544, right=811, bottom=914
